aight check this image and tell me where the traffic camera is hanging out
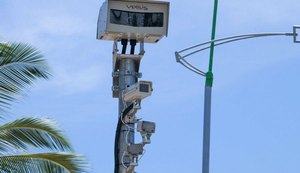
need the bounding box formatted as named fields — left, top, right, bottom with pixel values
left=96, top=0, right=170, bottom=43
left=123, top=81, right=153, bottom=102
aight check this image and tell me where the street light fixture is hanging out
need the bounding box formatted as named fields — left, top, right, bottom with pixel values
left=176, top=30, right=298, bottom=75
left=293, top=25, right=300, bottom=43
left=175, top=2, right=299, bottom=173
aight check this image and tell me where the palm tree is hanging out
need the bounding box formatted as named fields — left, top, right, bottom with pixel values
left=0, top=42, right=89, bottom=172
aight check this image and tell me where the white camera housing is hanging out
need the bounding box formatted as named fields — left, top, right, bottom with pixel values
left=123, top=81, right=153, bottom=102
left=96, top=0, right=170, bottom=43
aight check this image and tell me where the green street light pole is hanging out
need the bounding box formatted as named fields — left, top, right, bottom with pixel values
left=175, top=2, right=299, bottom=173
left=203, top=0, right=218, bottom=173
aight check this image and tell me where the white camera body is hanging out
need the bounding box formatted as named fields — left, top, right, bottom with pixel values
left=123, top=81, right=153, bottom=102
left=97, top=0, right=170, bottom=43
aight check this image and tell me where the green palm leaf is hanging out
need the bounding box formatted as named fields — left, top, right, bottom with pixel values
left=0, top=42, right=50, bottom=111
left=0, top=117, right=72, bottom=153
left=0, top=152, right=89, bottom=173
left=0, top=42, right=90, bottom=172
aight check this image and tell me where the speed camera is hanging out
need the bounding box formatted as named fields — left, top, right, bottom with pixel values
left=96, top=0, right=170, bottom=43
left=123, top=81, right=153, bottom=102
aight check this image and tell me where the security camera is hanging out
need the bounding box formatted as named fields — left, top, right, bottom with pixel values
left=123, top=144, right=143, bottom=173
left=137, top=121, right=156, bottom=144
left=123, top=81, right=153, bottom=102
left=127, top=144, right=144, bottom=156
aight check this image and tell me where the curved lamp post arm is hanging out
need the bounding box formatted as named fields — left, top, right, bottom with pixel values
left=177, top=32, right=293, bottom=54
left=175, top=52, right=206, bottom=76
left=175, top=24, right=299, bottom=173
left=175, top=29, right=298, bottom=76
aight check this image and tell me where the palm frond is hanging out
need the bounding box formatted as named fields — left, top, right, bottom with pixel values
left=0, top=42, right=50, bottom=111
left=0, top=117, right=72, bottom=153
left=0, top=152, right=89, bottom=173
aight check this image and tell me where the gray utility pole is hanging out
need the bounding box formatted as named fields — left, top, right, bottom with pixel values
left=96, top=1, right=170, bottom=173
left=202, top=85, right=212, bottom=173
left=117, top=40, right=138, bottom=173
left=113, top=39, right=154, bottom=173
left=118, top=59, right=136, bottom=172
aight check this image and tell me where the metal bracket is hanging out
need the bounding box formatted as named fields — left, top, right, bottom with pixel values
left=112, top=40, right=145, bottom=98
left=293, top=25, right=300, bottom=43
left=122, top=101, right=141, bottom=123
left=175, top=51, right=181, bottom=62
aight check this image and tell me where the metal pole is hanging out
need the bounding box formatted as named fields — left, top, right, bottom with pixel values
left=202, top=85, right=212, bottom=173
left=203, top=0, right=218, bottom=173
left=208, top=0, right=219, bottom=73
left=118, top=59, right=137, bottom=173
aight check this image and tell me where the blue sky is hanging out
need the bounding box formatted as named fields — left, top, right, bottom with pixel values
left=1, top=0, right=300, bottom=173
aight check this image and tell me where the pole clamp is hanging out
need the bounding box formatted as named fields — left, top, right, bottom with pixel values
left=293, top=25, right=300, bottom=43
